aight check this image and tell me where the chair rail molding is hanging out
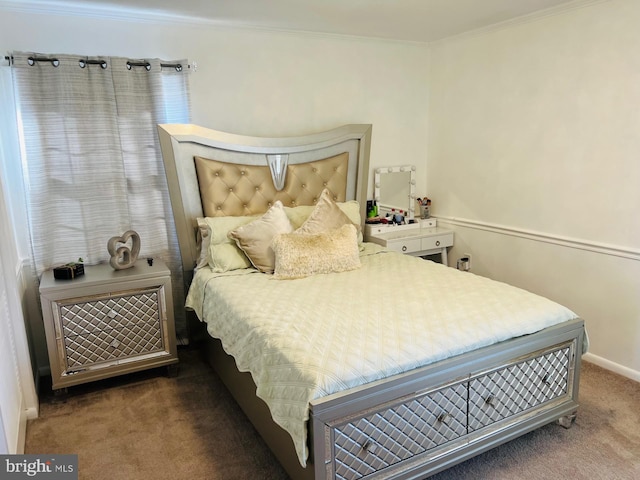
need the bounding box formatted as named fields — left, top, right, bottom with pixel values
left=436, top=216, right=640, bottom=262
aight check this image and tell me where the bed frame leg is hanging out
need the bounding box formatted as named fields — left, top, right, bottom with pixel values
left=556, top=412, right=577, bottom=429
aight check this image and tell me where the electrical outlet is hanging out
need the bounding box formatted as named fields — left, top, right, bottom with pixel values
left=457, top=253, right=471, bottom=272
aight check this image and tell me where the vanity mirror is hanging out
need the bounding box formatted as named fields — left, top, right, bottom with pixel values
left=374, top=165, right=416, bottom=220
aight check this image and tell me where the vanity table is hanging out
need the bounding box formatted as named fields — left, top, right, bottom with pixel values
left=365, top=220, right=454, bottom=265
left=370, top=165, right=453, bottom=264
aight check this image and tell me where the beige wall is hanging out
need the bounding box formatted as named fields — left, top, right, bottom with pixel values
left=0, top=9, right=430, bottom=196
left=0, top=7, right=430, bottom=374
left=428, top=0, right=640, bottom=379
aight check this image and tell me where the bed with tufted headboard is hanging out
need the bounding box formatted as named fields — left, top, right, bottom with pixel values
left=158, top=123, right=587, bottom=480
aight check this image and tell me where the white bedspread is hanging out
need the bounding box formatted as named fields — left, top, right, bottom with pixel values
left=186, top=243, right=578, bottom=467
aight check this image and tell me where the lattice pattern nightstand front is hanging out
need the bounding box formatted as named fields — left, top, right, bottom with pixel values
left=40, top=260, right=178, bottom=389
left=58, top=288, right=165, bottom=370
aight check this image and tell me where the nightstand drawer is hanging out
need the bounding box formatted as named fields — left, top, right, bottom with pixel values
left=421, top=232, right=453, bottom=251
left=386, top=237, right=422, bottom=254
left=59, top=288, right=163, bottom=337
left=57, top=286, right=167, bottom=371
left=64, top=323, right=164, bottom=370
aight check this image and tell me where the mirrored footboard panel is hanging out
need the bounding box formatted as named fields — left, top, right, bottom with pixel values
left=311, top=318, right=584, bottom=480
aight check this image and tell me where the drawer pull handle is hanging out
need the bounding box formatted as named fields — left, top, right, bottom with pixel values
left=361, top=441, right=377, bottom=454
left=541, top=374, right=551, bottom=386
left=435, top=240, right=441, bottom=246
left=110, top=339, right=120, bottom=348
left=108, top=310, right=117, bottom=319
left=402, top=245, right=408, bottom=252
left=437, top=412, right=451, bottom=424
left=485, top=395, right=496, bottom=407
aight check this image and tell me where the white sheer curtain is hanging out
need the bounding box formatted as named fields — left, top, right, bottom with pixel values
left=10, top=52, right=191, bottom=340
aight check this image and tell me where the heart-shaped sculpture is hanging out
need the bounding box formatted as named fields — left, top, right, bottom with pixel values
left=107, top=230, right=141, bottom=270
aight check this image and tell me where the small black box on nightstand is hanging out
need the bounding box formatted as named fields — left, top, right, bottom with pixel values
left=53, top=262, right=85, bottom=280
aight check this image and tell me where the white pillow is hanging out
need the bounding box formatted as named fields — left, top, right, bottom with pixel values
left=203, top=215, right=259, bottom=272
left=195, top=217, right=210, bottom=271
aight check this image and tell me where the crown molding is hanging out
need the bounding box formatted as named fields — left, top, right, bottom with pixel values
left=0, top=0, right=216, bottom=26
left=1, top=0, right=611, bottom=46
left=430, top=0, right=610, bottom=46
left=0, top=0, right=429, bottom=46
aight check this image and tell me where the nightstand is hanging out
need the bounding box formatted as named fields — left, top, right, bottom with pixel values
left=39, top=259, right=179, bottom=390
left=365, top=222, right=454, bottom=265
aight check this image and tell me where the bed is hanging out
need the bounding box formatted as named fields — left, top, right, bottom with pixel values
left=157, top=123, right=587, bottom=480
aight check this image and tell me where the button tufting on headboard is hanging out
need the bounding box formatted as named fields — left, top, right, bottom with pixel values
left=194, top=153, right=349, bottom=217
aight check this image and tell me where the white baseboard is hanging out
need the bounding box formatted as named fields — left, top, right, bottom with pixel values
left=14, top=406, right=38, bottom=454
left=582, top=353, right=640, bottom=383
left=11, top=397, right=38, bottom=454
left=16, top=405, right=27, bottom=454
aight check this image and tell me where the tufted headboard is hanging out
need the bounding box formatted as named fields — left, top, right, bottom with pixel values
left=157, top=124, right=372, bottom=274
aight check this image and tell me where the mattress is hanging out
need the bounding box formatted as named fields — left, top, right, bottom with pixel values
left=186, top=243, right=578, bottom=467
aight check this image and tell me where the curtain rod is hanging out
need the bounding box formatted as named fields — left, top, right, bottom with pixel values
left=127, top=61, right=184, bottom=72
left=162, top=63, right=184, bottom=72
left=4, top=55, right=188, bottom=72
left=28, top=56, right=60, bottom=67
left=79, top=59, right=108, bottom=69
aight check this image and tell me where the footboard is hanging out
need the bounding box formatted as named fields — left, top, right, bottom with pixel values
left=310, top=318, right=585, bottom=480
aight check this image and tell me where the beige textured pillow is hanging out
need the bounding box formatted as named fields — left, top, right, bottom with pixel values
left=296, top=189, right=361, bottom=238
left=228, top=201, right=294, bottom=273
left=272, top=224, right=361, bottom=279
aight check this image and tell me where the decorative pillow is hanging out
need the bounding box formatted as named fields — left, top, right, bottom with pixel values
left=295, top=189, right=361, bottom=240
left=199, top=191, right=362, bottom=273
left=203, top=215, right=259, bottom=272
left=284, top=200, right=362, bottom=230
left=228, top=201, right=294, bottom=273
left=195, top=217, right=210, bottom=271
left=272, top=224, right=361, bottom=279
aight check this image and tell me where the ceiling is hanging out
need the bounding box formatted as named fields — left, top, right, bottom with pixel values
left=10, top=0, right=584, bottom=43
